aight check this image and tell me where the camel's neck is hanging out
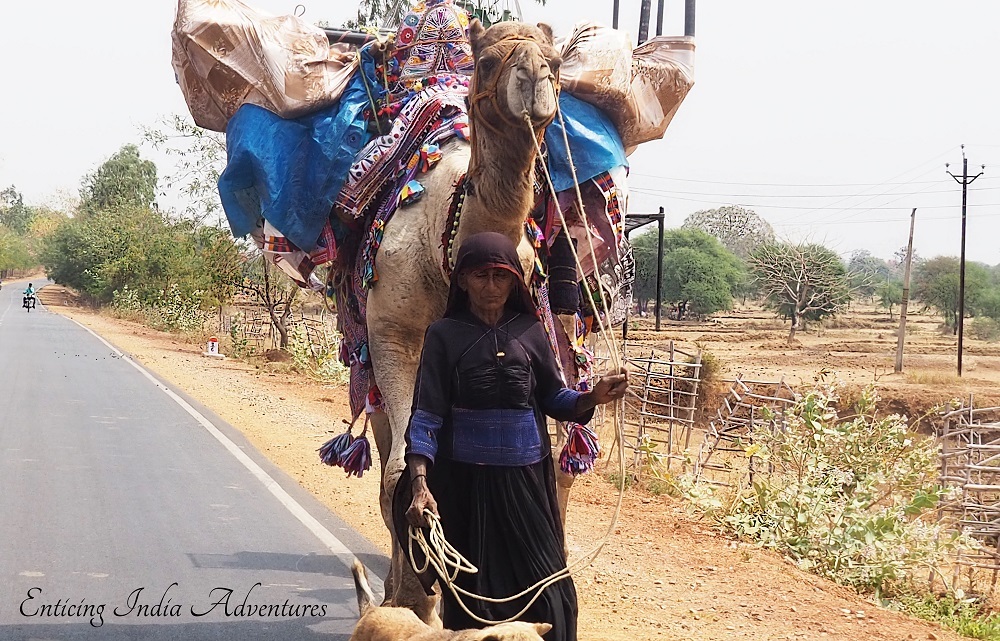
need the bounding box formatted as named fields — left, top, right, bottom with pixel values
left=460, top=124, right=539, bottom=243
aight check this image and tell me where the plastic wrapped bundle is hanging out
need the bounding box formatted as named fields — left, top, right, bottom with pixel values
left=171, top=0, right=359, bottom=131
left=558, top=22, right=695, bottom=153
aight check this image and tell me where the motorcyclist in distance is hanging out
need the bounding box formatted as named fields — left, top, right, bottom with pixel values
left=23, top=282, right=36, bottom=309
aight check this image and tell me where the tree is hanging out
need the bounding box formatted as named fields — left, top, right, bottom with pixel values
left=847, top=250, right=890, bottom=302
left=346, top=0, right=544, bottom=28
left=681, top=205, right=775, bottom=260
left=631, top=228, right=744, bottom=319
left=79, top=144, right=158, bottom=215
left=0, top=186, right=36, bottom=234
left=911, top=256, right=992, bottom=332
left=876, top=279, right=903, bottom=320
left=0, top=226, right=32, bottom=273
left=238, top=255, right=299, bottom=348
left=750, top=242, right=851, bottom=342
left=630, top=230, right=660, bottom=315
left=142, top=115, right=227, bottom=223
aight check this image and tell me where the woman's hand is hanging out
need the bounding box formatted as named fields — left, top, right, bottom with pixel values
left=590, top=367, right=629, bottom=406
left=406, top=474, right=439, bottom=528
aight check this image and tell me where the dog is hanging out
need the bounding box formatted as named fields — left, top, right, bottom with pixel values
left=350, top=560, right=552, bottom=641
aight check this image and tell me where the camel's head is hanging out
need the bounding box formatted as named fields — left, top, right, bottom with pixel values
left=467, top=20, right=561, bottom=136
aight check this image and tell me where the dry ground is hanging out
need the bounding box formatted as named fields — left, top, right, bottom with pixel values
left=37, top=285, right=968, bottom=641
left=629, top=305, right=1000, bottom=425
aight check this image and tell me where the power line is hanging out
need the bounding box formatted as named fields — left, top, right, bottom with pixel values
left=628, top=189, right=1000, bottom=211
left=627, top=172, right=1000, bottom=188
left=629, top=184, right=999, bottom=199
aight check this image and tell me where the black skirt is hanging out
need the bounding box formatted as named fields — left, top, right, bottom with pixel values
left=393, top=457, right=578, bottom=641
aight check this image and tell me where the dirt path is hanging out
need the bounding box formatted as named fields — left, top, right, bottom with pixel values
left=39, top=285, right=960, bottom=641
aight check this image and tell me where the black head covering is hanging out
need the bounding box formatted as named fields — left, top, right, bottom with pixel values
left=445, top=232, right=537, bottom=318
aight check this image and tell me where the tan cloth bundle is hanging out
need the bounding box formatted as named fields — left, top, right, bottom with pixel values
left=558, top=22, right=695, bottom=154
left=171, top=0, right=358, bottom=132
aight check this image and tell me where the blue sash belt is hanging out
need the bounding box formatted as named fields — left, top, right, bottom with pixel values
left=450, top=408, right=542, bottom=466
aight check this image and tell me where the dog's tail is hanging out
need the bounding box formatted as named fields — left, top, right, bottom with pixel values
left=352, top=559, right=377, bottom=616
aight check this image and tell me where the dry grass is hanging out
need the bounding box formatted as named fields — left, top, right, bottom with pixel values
left=905, top=370, right=965, bottom=386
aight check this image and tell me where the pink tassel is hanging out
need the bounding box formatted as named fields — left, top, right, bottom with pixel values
left=318, top=430, right=355, bottom=467
left=341, top=436, right=372, bottom=478
left=559, top=423, right=600, bottom=476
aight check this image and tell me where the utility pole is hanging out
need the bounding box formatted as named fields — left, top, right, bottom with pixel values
left=655, top=0, right=665, bottom=36
left=894, top=208, right=916, bottom=373
left=612, top=0, right=620, bottom=29
left=655, top=206, right=665, bottom=331
left=946, top=145, right=984, bottom=377
left=638, top=0, right=652, bottom=43
left=685, top=0, right=696, bottom=37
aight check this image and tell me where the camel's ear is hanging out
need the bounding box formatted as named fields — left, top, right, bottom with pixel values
left=536, top=22, right=554, bottom=45
left=534, top=622, right=553, bottom=636
left=468, top=18, right=487, bottom=57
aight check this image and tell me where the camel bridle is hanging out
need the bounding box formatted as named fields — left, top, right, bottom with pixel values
left=467, top=35, right=561, bottom=141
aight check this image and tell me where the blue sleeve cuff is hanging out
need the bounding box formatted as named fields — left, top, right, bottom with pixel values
left=543, top=388, right=587, bottom=423
left=407, top=409, right=444, bottom=462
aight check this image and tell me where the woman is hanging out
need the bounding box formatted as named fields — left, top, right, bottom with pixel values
left=394, top=232, right=628, bottom=641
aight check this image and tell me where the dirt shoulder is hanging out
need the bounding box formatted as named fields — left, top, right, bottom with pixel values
left=39, top=285, right=960, bottom=641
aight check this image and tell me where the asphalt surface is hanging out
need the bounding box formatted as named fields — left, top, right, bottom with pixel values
left=0, top=281, right=387, bottom=640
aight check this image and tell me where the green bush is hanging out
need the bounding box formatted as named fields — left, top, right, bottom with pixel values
left=680, top=385, right=966, bottom=597
left=287, top=324, right=349, bottom=384
left=111, top=284, right=207, bottom=333
left=895, top=593, right=1000, bottom=641
left=969, top=317, right=1000, bottom=342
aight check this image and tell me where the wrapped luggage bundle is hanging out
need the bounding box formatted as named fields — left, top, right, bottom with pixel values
left=172, top=0, right=359, bottom=132
left=558, top=22, right=695, bottom=153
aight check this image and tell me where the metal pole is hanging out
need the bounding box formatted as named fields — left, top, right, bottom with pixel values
left=655, top=207, right=665, bottom=331
left=895, top=208, right=916, bottom=373
left=947, top=146, right=984, bottom=377
left=958, top=155, right=968, bottom=376
left=623, top=225, right=631, bottom=341
left=684, top=0, right=696, bottom=37
left=613, top=0, right=620, bottom=29
left=638, top=0, right=652, bottom=44
left=656, top=0, right=665, bottom=36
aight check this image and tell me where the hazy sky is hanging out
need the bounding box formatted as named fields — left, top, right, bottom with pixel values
left=1, top=1, right=998, bottom=263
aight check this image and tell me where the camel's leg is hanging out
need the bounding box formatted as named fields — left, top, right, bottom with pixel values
left=367, top=248, right=445, bottom=624
left=368, top=410, right=397, bottom=602
left=368, top=337, right=442, bottom=627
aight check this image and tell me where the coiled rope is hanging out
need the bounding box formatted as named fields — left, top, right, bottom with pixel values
left=403, top=103, right=630, bottom=626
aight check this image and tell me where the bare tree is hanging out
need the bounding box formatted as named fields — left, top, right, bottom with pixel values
left=750, top=242, right=851, bottom=343
left=682, top=205, right=775, bottom=260
left=238, top=254, right=299, bottom=349
left=142, top=115, right=227, bottom=224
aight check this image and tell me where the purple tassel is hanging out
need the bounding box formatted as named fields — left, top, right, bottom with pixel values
left=559, top=423, right=600, bottom=476
left=318, top=431, right=354, bottom=467
left=341, top=436, right=372, bottom=478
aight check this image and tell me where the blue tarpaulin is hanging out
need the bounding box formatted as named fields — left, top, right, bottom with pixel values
left=544, top=92, right=628, bottom=193
left=217, top=52, right=379, bottom=251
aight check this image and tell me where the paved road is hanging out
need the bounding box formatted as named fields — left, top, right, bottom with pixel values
left=0, top=282, right=386, bottom=640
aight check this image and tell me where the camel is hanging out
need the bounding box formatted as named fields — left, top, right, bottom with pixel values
left=364, top=19, right=563, bottom=623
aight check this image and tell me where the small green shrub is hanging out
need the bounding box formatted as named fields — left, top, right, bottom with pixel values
left=969, top=317, right=1000, bottom=342
left=679, top=385, right=968, bottom=597
left=111, top=284, right=207, bottom=333
left=287, top=324, right=349, bottom=384
left=894, top=593, right=1000, bottom=641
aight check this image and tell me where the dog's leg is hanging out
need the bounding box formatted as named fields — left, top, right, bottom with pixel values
left=352, top=559, right=377, bottom=616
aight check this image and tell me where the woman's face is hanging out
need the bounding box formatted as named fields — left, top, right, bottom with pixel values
left=459, top=267, right=516, bottom=316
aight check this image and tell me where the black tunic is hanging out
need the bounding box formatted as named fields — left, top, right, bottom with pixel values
left=395, top=308, right=591, bottom=641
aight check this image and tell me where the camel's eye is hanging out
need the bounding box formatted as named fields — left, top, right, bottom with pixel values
left=548, top=56, right=562, bottom=74
left=477, top=54, right=499, bottom=76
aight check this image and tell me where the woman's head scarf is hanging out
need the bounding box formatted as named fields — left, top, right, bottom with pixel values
left=445, top=232, right=537, bottom=318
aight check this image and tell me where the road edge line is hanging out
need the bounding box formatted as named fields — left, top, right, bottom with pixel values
left=64, top=316, right=366, bottom=567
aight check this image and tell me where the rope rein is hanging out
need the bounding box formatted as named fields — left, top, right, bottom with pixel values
left=403, top=102, right=629, bottom=627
